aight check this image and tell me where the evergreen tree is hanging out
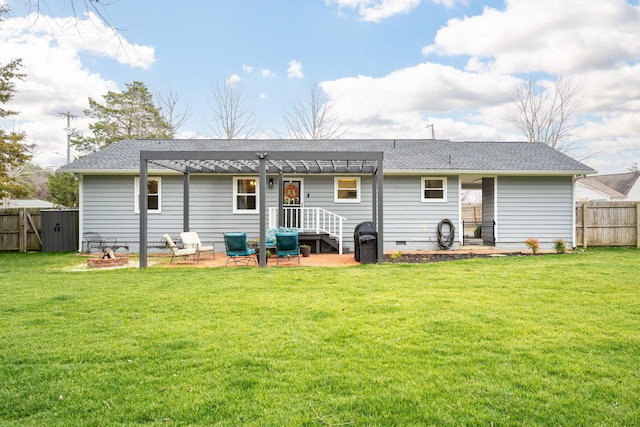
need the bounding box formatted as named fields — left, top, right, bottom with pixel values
left=48, top=171, right=79, bottom=208
left=72, top=81, right=174, bottom=154
left=0, top=54, right=33, bottom=199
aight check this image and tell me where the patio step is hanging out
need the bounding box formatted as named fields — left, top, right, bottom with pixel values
left=299, top=232, right=350, bottom=254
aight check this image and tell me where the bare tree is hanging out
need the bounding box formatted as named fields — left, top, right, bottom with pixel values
left=16, top=0, right=115, bottom=28
left=283, top=83, right=345, bottom=140
left=207, top=80, right=260, bottom=139
left=506, top=75, right=582, bottom=153
left=157, top=91, right=192, bottom=134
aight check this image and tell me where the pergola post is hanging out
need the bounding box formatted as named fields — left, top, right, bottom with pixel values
left=258, top=153, right=267, bottom=267
left=183, top=169, right=190, bottom=232
left=139, top=157, right=149, bottom=268
left=376, top=160, right=384, bottom=263
left=278, top=171, right=284, bottom=227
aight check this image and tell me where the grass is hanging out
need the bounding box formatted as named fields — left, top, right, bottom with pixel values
left=0, top=248, right=639, bottom=426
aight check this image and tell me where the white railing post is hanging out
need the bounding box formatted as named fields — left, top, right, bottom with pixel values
left=338, top=216, right=343, bottom=254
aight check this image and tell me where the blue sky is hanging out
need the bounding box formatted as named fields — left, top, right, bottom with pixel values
left=1, top=0, right=639, bottom=174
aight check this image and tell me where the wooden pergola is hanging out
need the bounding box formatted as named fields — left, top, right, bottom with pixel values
left=138, top=150, right=384, bottom=268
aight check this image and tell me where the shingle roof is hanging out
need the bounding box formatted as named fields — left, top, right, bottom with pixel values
left=588, top=171, right=640, bottom=196
left=59, top=139, right=595, bottom=175
left=577, top=177, right=627, bottom=199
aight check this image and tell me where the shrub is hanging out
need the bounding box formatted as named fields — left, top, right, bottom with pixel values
left=525, top=238, right=540, bottom=254
left=554, top=239, right=567, bottom=254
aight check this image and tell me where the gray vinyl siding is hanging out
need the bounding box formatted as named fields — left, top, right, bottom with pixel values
left=84, top=173, right=576, bottom=253
left=383, top=175, right=460, bottom=251
left=273, top=175, right=374, bottom=251
left=82, top=175, right=187, bottom=251
left=82, top=175, right=137, bottom=247
left=496, top=176, right=574, bottom=249
left=81, top=174, right=376, bottom=252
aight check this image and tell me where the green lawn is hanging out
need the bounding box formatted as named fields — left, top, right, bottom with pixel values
left=1, top=248, right=639, bottom=426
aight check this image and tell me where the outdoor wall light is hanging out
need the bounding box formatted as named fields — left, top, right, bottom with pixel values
left=268, top=178, right=274, bottom=189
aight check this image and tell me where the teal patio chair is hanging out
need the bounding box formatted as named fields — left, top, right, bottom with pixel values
left=275, top=231, right=300, bottom=265
left=223, top=232, right=257, bottom=266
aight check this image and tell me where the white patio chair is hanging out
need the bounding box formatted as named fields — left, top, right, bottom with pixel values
left=180, top=231, right=216, bottom=260
left=163, top=234, right=198, bottom=263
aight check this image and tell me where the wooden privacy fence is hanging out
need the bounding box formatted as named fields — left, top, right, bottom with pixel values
left=576, top=201, right=640, bottom=248
left=0, top=208, right=43, bottom=252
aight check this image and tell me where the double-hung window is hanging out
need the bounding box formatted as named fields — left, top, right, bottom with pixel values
left=234, top=177, right=258, bottom=213
left=334, top=177, right=360, bottom=203
left=421, top=177, right=447, bottom=202
left=134, top=177, right=161, bottom=213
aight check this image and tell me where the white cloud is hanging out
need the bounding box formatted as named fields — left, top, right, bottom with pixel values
left=261, top=68, right=275, bottom=78
left=0, top=12, right=155, bottom=168
left=259, top=93, right=268, bottom=99
left=423, top=0, right=640, bottom=75
left=431, top=0, right=465, bottom=7
left=327, top=0, right=422, bottom=22
left=579, top=64, right=640, bottom=114
left=319, top=0, right=640, bottom=173
left=3, top=13, right=155, bottom=69
left=242, top=64, right=253, bottom=73
left=287, top=60, right=304, bottom=79
left=322, top=62, right=517, bottom=121
left=226, top=74, right=241, bottom=86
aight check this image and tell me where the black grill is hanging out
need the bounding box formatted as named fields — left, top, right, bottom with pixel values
left=354, top=221, right=377, bottom=263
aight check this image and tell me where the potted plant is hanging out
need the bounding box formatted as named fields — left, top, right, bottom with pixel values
left=300, top=244, right=311, bottom=257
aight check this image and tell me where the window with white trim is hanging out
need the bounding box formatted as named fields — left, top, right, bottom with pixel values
left=421, top=177, right=447, bottom=202
left=134, top=177, right=161, bottom=213
left=334, top=177, right=360, bottom=203
left=234, top=177, right=258, bottom=213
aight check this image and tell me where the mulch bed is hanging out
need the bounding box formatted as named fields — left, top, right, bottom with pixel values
left=383, top=252, right=529, bottom=263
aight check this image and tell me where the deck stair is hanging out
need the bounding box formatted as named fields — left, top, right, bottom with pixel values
left=268, top=207, right=348, bottom=254
left=299, top=232, right=351, bottom=254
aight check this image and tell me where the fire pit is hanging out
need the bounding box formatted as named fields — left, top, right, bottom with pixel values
left=87, top=248, right=129, bottom=269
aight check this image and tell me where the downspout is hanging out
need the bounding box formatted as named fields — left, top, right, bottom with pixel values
left=458, top=177, right=463, bottom=247
left=572, top=175, right=577, bottom=249
left=493, top=176, right=498, bottom=245
left=78, top=174, right=84, bottom=252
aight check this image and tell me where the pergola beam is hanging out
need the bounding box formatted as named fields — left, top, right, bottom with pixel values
left=139, top=150, right=384, bottom=268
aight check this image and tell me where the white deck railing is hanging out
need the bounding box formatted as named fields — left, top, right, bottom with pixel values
left=268, top=207, right=347, bottom=254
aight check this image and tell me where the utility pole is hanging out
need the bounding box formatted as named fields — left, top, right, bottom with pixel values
left=58, top=111, right=77, bottom=164
left=426, top=123, right=435, bottom=139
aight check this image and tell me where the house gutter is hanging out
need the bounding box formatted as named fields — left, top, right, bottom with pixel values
left=384, top=169, right=597, bottom=176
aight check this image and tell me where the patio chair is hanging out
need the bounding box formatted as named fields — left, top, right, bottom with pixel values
left=275, top=231, right=300, bottom=265
left=223, top=232, right=257, bottom=266
left=82, top=231, right=129, bottom=253
left=180, top=231, right=216, bottom=260
left=163, top=233, right=198, bottom=264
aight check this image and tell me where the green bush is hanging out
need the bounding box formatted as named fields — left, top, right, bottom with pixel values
left=554, top=238, right=567, bottom=254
